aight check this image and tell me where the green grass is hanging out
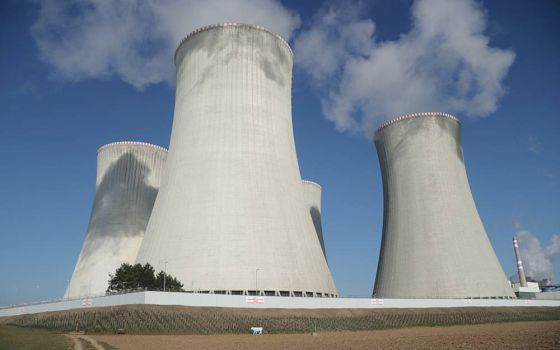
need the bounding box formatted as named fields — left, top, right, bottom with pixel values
left=0, top=324, right=71, bottom=350
left=5, top=305, right=560, bottom=335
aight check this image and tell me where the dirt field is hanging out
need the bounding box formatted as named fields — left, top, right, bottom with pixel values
left=92, top=320, right=560, bottom=350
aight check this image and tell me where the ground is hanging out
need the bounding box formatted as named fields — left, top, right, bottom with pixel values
left=90, top=321, right=560, bottom=350
left=0, top=324, right=72, bottom=350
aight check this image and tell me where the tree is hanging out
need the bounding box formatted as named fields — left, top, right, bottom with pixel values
left=107, top=262, right=183, bottom=292
left=155, top=271, right=184, bottom=292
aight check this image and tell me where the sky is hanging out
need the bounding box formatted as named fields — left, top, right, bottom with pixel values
left=0, top=0, right=559, bottom=305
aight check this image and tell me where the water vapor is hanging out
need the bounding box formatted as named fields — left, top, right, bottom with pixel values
left=32, top=0, right=514, bottom=134
left=31, top=0, right=300, bottom=89
left=294, top=0, right=515, bottom=135
left=516, top=229, right=560, bottom=281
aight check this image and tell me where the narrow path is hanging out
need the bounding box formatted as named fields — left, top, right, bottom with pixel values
left=66, top=333, right=107, bottom=350
left=64, top=335, right=83, bottom=350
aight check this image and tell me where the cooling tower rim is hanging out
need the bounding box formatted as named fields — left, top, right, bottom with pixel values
left=302, top=179, right=322, bottom=189
left=374, top=112, right=460, bottom=136
left=174, top=23, right=293, bottom=64
left=97, top=141, right=168, bottom=154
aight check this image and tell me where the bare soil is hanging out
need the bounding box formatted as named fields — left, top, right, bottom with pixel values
left=92, top=320, right=560, bottom=350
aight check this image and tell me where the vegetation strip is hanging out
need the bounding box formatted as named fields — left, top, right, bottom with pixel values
left=5, top=305, right=560, bottom=335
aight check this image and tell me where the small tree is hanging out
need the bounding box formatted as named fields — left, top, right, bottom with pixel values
left=107, top=262, right=183, bottom=292
left=155, top=271, right=184, bottom=292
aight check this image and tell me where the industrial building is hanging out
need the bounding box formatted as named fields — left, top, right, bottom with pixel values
left=65, top=142, right=167, bottom=298
left=135, top=24, right=337, bottom=297
left=62, top=23, right=532, bottom=302
left=372, top=112, right=515, bottom=299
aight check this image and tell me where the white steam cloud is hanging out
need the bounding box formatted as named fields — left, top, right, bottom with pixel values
left=516, top=230, right=560, bottom=281
left=31, top=0, right=300, bottom=89
left=32, top=0, right=514, bottom=133
left=294, top=0, right=515, bottom=135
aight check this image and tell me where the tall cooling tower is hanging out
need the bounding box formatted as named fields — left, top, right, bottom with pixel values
left=373, top=112, right=515, bottom=299
left=65, top=142, right=167, bottom=298
left=302, top=180, right=326, bottom=259
left=136, top=24, right=337, bottom=297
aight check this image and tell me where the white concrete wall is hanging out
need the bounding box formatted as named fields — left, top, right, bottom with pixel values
left=373, top=113, right=515, bottom=299
left=136, top=24, right=336, bottom=296
left=2, top=292, right=559, bottom=317
left=65, top=142, right=167, bottom=299
left=0, top=293, right=146, bottom=317
left=536, top=291, right=560, bottom=300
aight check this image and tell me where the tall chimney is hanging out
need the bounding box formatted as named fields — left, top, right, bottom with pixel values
left=512, top=237, right=528, bottom=287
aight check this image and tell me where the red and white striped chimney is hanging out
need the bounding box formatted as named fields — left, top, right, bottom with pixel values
left=512, top=237, right=528, bottom=287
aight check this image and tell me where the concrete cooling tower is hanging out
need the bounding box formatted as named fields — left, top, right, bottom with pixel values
left=372, top=112, right=515, bottom=299
left=65, top=142, right=167, bottom=299
left=136, top=24, right=337, bottom=297
left=302, top=180, right=326, bottom=259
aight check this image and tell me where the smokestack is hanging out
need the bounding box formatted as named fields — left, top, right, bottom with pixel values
left=372, top=112, right=515, bottom=299
left=135, top=24, right=337, bottom=297
left=512, top=237, right=528, bottom=287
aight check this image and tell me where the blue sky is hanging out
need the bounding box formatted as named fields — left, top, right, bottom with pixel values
left=0, top=0, right=558, bottom=305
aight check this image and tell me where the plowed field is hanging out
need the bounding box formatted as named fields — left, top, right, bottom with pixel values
left=90, top=320, right=560, bottom=349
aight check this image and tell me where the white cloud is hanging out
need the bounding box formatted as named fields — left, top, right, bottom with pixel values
left=31, top=0, right=300, bottom=89
left=31, top=0, right=514, bottom=131
left=516, top=229, right=560, bottom=281
left=528, top=135, right=542, bottom=155
left=293, top=4, right=375, bottom=84
left=293, top=0, right=515, bottom=135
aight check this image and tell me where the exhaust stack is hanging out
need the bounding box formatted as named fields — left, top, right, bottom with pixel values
left=512, top=237, right=528, bottom=287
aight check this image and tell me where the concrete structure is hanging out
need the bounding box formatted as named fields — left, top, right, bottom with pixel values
left=136, top=24, right=337, bottom=297
left=65, top=142, right=167, bottom=299
left=513, top=281, right=542, bottom=299
left=512, top=237, right=528, bottom=287
left=372, top=112, right=515, bottom=299
left=535, top=291, right=560, bottom=300
left=3, top=292, right=559, bottom=318
left=302, top=180, right=326, bottom=258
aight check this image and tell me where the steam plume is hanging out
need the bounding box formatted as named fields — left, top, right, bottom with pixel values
left=516, top=229, right=560, bottom=281
left=32, top=0, right=514, bottom=134
left=31, top=0, right=300, bottom=89
left=293, top=0, right=515, bottom=135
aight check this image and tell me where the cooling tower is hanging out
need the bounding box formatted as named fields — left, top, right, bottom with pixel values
left=136, top=24, right=337, bottom=297
left=65, top=142, right=167, bottom=298
left=373, top=112, right=515, bottom=299
left=302, top=180, right=326, bottom=259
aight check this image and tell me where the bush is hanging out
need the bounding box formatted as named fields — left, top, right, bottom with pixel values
left=107, top=263, right=183, bottom=292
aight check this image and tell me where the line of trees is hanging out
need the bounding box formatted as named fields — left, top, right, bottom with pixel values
left=107, top=263, right=183, bottom=292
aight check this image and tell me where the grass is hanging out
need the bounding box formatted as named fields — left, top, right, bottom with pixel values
left=96, top=340, right=119, bottom=350
left=0, top=323, right=72, bottom=350
left=4, top=305, right=560, bottom=335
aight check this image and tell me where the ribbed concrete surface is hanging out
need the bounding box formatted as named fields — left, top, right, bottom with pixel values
left=136, top=24, right=337, bottom=297
left=65, top=142, right=167, bottom=298
left=302, top=180, right=326, bottom=259
left=373, top=113, right=515, bottom=299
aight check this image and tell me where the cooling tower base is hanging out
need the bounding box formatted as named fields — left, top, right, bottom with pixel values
left=184, top=290, right=338, bottom=298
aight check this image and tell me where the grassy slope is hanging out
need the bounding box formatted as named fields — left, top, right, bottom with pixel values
left=0, top=324, right=71, bottom=350
left=4, top=305, right=560, bottom=335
